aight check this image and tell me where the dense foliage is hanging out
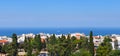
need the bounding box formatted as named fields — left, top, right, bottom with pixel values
left=89, top=31, right=94, bottom=56
left=0, top=31, right=120, bottom=56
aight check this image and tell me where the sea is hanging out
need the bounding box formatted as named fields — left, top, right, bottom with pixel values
left=0, top=28, right=120, bottom=36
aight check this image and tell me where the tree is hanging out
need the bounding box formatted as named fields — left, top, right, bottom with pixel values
left=71, top=36, right=76, bottom=42
left=103, top=37, right=112, bottom=43
left=50, top=34, right=57, bottom=45
left=27, top=38, right=32, bottom=56
left=46, top=33, right=91, bottom=56
left=71, top=48, right=91, bottom=56
left=89, top=31, right=94, bottom=56
left=67, top=34, right=71, bottom=43
left=34, top=34, right=42, bottom=51
left=108, top=50, right=120, bottom=56
left=96, top=37, right=112, bottom=56
left=96, top=45, right=108, bottom=56
left=2, top=43, right=13, bottom=56
left=12, top=33, right=18, bottom=56
left=24, top=36, right=28, bottom=52
left=79, top=37, right=89, bottom=49
left=47, top=34, right=58, bottom=56
left=61, top=34, right=66, bottom=42
left=23, top=37, right=33, bottom=56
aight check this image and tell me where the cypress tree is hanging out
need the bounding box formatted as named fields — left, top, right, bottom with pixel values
left=61, top=34, right=66, bottom=42
left=34, top=34, right=42, bottom=51
left=27, top=38, right=32, bottom=56
left=89, top=31, right=94, bottom=56
left=24, top=36, right=28, bottom=52
left=67, top=34, right=71, bottom=43
left=12, top=33, right=18, bottom=56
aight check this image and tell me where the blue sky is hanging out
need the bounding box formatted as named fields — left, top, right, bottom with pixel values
left=0, top=0, right=120, bottom=28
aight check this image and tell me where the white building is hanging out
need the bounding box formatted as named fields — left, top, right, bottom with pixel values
left=71, top=33, right=85, bottom=39
left=111, top=34, right=120, bottom=49
left=0, top=36, right=12, bottom=43
left=17, top=33, right=35, bottom=43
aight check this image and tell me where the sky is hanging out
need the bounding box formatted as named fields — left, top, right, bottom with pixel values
left=0, top=0, right=120, bottom=28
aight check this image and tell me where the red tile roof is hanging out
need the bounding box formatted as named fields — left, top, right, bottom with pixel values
left=0, top=40, right=8, bottom=43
